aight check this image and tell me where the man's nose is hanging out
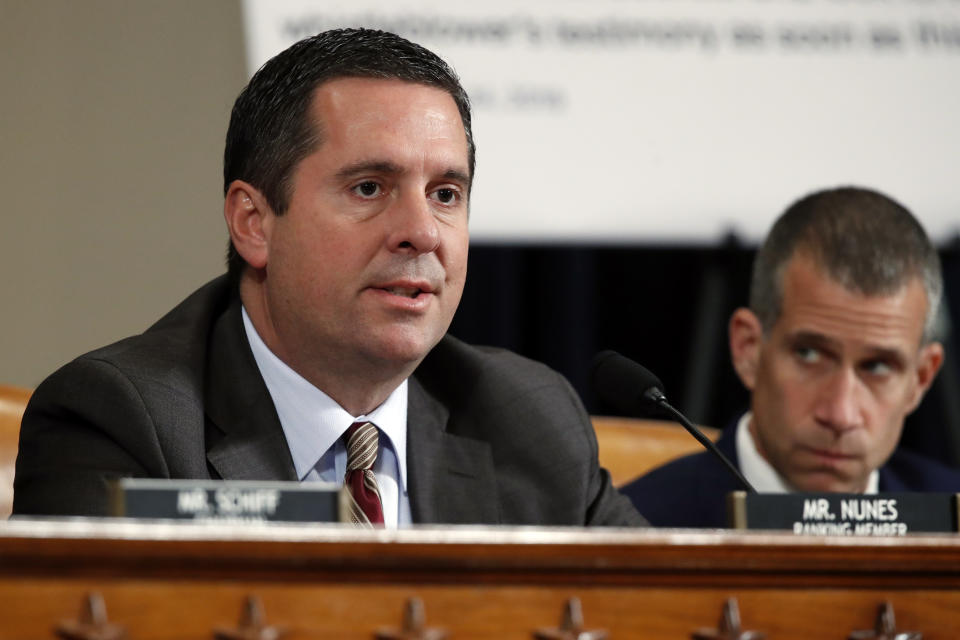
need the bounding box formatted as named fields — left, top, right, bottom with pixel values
left=386, top=190, right=440, bottom=255
left=813, top=368, right=864, bottom=433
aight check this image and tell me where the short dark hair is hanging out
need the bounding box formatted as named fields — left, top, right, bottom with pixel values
left=750, top=186, right=942, bottom=343
left=223, top=28, right=475, bottom=281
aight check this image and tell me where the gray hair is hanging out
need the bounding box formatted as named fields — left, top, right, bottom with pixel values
left=749, top=186, right=942, bottom=343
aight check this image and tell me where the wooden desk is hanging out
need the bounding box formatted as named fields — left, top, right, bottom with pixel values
left=1, top=519, right=959, bottom=639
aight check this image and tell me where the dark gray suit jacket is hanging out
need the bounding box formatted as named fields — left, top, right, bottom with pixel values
left=14, top=276, right=644, bottom=526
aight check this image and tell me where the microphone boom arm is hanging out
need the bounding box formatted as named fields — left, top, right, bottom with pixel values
left=645, top=388, right=756, bottom=494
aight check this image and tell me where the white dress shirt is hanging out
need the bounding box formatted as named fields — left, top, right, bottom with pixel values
left=241, top=307, right=412, bottom=526
left=736, top=411, right=878, bottom=494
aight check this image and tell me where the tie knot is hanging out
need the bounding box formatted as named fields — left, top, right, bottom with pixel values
left=346, top=421, right=379, bottom=471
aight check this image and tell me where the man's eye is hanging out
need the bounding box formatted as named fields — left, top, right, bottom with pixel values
left=794, top=346, right=820, bottom=364
left=352, top=182, right=381, bottom=198
left=430, top=187, right=459, bottom=205
left=862, top=360, right=893, bottom=377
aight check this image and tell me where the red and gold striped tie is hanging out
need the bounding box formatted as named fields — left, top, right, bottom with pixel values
left=344, top=421, right=384, bottom=527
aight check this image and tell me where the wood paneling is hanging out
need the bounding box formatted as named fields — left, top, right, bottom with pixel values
left=1, top=520, right=958, bottom=639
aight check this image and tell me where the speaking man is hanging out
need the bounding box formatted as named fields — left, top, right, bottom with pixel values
left=622, top=186, right=960, bottom=527
left=14, top=29, right=644, bottom=527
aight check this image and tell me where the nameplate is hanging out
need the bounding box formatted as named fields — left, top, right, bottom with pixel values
left=728, top=491, right=960, bottom=535
left=110, top=478, right=344, bottom=523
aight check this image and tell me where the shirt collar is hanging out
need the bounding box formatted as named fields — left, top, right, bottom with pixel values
left=736, top=412, right=878, bottom=494
left=241, top=306, right=408, bottom=489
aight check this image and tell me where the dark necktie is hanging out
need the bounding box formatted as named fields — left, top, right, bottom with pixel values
left=343, top=421, right=385, bottom=526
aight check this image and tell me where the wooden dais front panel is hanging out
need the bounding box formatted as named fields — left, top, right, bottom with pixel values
left=1, top=520, right=959, bottom=639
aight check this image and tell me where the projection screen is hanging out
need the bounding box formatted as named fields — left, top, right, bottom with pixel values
left=242, top=1, right=960, bottom=243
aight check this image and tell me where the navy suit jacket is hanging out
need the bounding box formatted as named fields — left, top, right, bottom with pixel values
left=14, top=275, right=645, bottom=526
left=620, top=418, right=960, bottom=528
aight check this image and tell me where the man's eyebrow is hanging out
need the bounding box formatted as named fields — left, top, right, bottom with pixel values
left=862, top=346, right=908, bottom=365
left=787, top=330, right=841, bottom=351
left=335, top=160, right=405, bottom=180
left=333, top=162, right=471, bottom=187
left=789, top=330, right=908, bottom=363
left=442, top=168, right=471, bottom=186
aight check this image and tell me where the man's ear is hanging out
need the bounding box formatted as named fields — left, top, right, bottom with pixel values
left=729, top=308, right=764, bottom=391
left=224, top=180, right=273, bottom=270
left=906, top=341, right=945, bottom=413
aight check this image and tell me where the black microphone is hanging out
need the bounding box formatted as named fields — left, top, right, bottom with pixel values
left=591, top=350, right=756, bottom=493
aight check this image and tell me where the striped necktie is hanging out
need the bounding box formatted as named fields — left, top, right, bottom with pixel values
left=343, top=421, right=385, bottom=526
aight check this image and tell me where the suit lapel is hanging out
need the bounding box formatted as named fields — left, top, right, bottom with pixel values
left=407, top=376, right=499, bottom=524
left=204, top=299, right=298, bottom=481
left=199, top=301, right=498, bottom=517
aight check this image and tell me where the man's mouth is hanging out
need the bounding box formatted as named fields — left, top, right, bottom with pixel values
left=382, top=286, right=423, bottom=298
left=806, top=447, right=858, bottom=461
left=373, top=279, right=436, bottom=300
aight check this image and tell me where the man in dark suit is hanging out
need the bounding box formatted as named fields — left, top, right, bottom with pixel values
left=622, top=187, right=960, bottom=528
left=14, top=29, right=644, bottom=527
